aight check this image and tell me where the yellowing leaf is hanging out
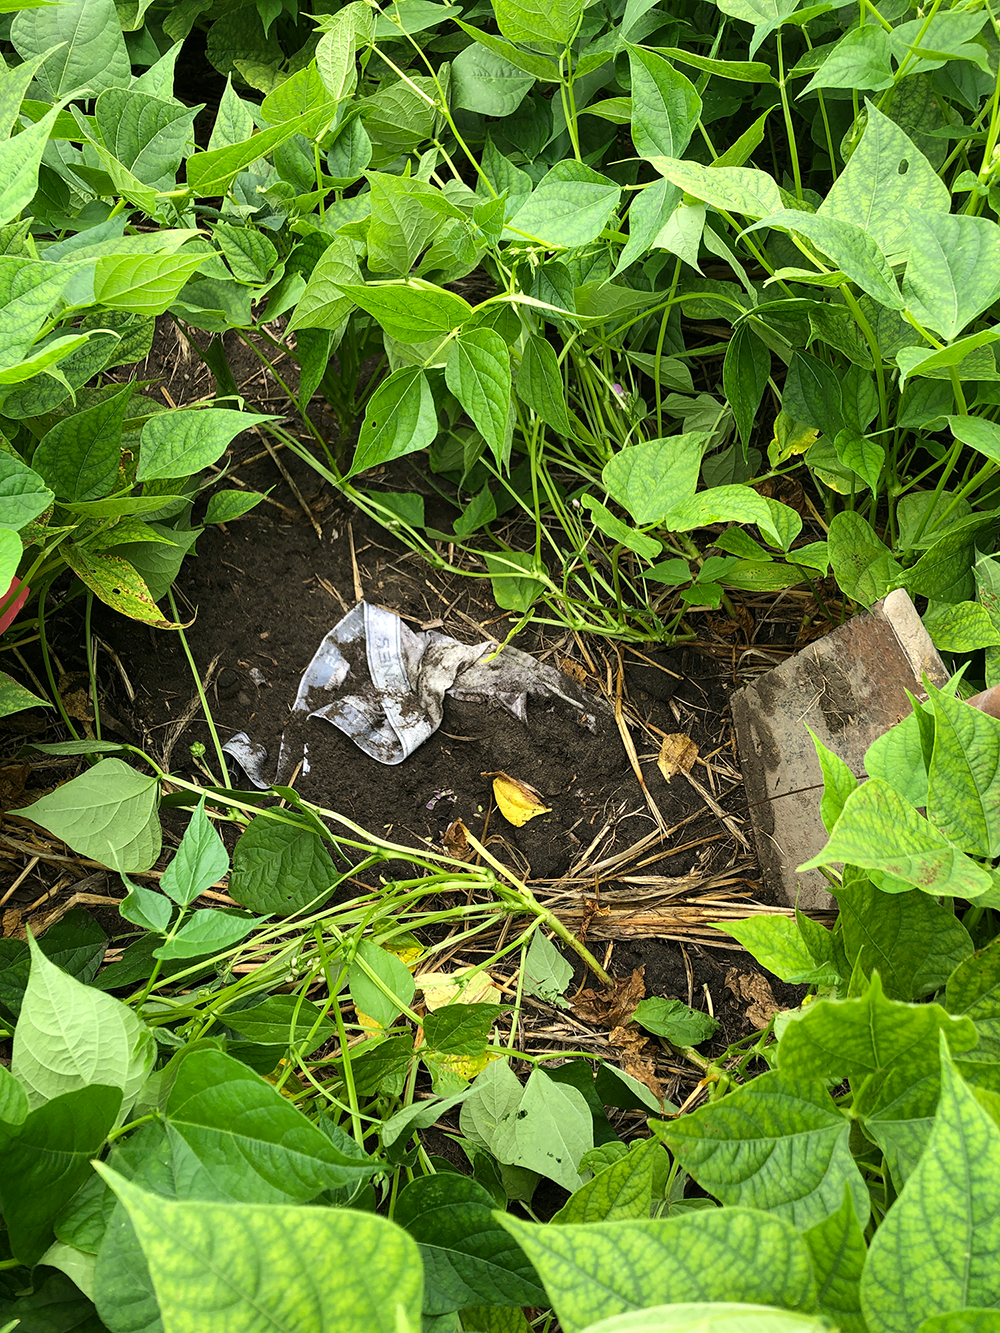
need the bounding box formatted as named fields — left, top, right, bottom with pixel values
left=769, top=410, right=818, bottom=469
left=62, top=545, right=185, bottom=628
left=355, top=1010, right=384, bottom=1033
left=428, top=1049, right=502, bottom=1081
left=656, top=733, right=698, bottom=783
left=489, top=772, right=551, bottom=826
left=416, top=966, right=501, bottom=1011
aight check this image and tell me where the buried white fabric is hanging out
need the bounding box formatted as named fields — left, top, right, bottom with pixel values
left=223, top=601, right=602, bottom=785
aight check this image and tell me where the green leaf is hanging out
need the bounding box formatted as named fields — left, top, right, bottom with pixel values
left=484, top=549, right=546, bottom=611
left=861, top=1043, right=1000, bottom=1332
left=523, top=929, right=574, bottom=1006
left=93, top=88, right=198, bottom=190
left=499, top=1210, right=817, bottom=1332
left=423, top=1003, right=502, bottom=1056
left=801, top=1188, right=868, bottom=1333
left=777, top=972, right=977, bottom=1081
left=947, top=934, right=1000, bottom=1062
left=1, top=1085, right=122, bottom=1266
left=364, top=172, right=459, bottom=278
left=224, top=994, right=335, bottom=1051
left=138, top=408, right=274, bottom=481
left=0, top=1062, right=28, bottom=1140
left=581, top=495, right=662, bottom=560
left=153, top=908, right=260, bottom=960
left=451, top=43, right=534, bottom=116
left=203, top=489, right=265, bottom=524
left=0, top=670, right=49, bottom=719
left=658, top=485, right=790, bottom=547
left=11, top=0, right=129, bottom=99
left=507, top=161, right=621, bottom=250
left=31, top=383, right=133, bottom=503
left=349, top=938, right=416, bottom=1028
left=576, top=1309, right=828, bottom=1332
left=395, top=1174, right=545, bottom=1314
left=652, top=1068, right=867, bottom=1230
left=186, top=103, right=336, bottom=196
left=650, top=158, right=781, bottom=217
left=97, top=1167, right=422, bottom=1333
left=633, top=997, right=718, bottom=1045
left=0, top=99, right=72, bottom=228
left=159, top=796, right=229, bottom=906
left=896, top=331, right=1000, bottom=390
left=349, top=366, right=437, bottom=477
left=819, top=102, right=949, bottom=262
left=213, top=222, right=278, bottom=285
left=837, top=872, right=972, bottom=1001
left=165, top=1048, right=374, bottom=1201
left=748, top=210, right=903, bottom=311
left=712, top=0, right=804, bottom=54
left=11, top=757, right=161, bottom=874
left=464, top=1063, right=592, bottom=1192
left=946, top=415, right=1000, bottom=464
left=719, top=915, right=841, bottom=987
left=827, top=511, right=901, bottom=607
left=286, top=234, right=359, bottom=332
left=902, top=211, right=1000, bottom=342
left=0, top=451, right=53, bottom=529
left=798, top=777, right=992, bottom=899
left=0, top=257, right=86, bottom=369
left=338, top=279, right=472, bottom=343
left=627, top=44, right=701, bottom=161
left=229, top=812, right=339, bottom=916
left=808, top=727, right=858, bottom=834
left=515, top=334, right=572, bottom=436
left=492, top=0, right=584, bottom=47
left=553, top=1138, right=663, bottom=1225
left=864, top=709, right=930, bottom=807
left=602, top=433, right=708, bottom=525
left=446, top=329, right=511, bottom=469
left=925, top=683, right=1000, bottom=859
left=724, top=324, right=771, bottom=452
left=93, top=253, right=212, bottom=316
left=802, top=25, right=893, bottom=93
left=916, top=1317, right=1000, bottom=1333
left=11, top=931, right=152, bottom=1110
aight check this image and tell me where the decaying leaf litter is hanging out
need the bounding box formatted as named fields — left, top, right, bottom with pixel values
left=1, top=319, right=812, bottom=1115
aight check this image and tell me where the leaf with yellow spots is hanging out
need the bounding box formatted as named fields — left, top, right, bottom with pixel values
left=486, top=772, right=551, bottom=827
left=62, top=545, right=187, bottom=628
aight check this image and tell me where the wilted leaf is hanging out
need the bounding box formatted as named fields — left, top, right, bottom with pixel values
left=657, top=734, right=698, bottom=783
left=488, top=772, right=551, bottom=826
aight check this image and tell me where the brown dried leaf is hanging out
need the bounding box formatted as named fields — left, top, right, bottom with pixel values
left=442, top=819, right=474, bottom=861
left=559, top=657, right=587, bottom=684
left=725, top=968, right=785, bottom=1030
left=657, top=733, right=698, bottom=783
left=607, top=1021, right=666, bottom=1103
left=487, top=772, right=551, bottom=827
left=572, top=967, right=645, bottom=1028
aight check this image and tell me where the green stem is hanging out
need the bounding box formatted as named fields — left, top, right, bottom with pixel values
left=166, top=589, right=231, bottom=789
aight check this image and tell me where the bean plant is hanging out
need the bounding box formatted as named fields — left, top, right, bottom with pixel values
left=1, top=0, right=1000, bottom=1327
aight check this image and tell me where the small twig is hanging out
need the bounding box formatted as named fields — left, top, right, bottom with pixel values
left=254, top=426, right=323, bottom=541
left=348, top=523, right=364, bottom=603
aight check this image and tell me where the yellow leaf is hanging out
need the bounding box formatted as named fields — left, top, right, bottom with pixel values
left=488, top=771, right=550, bottom=827
left=427, top=1048, right=502, bottom=1082
left=768, top=410, right=818, bottom=469
left=355, top=1009, right=383, bottom=1032
left=416, top=965, right=501, bottom=1011
left=657, top=733, right=698, bottom=783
